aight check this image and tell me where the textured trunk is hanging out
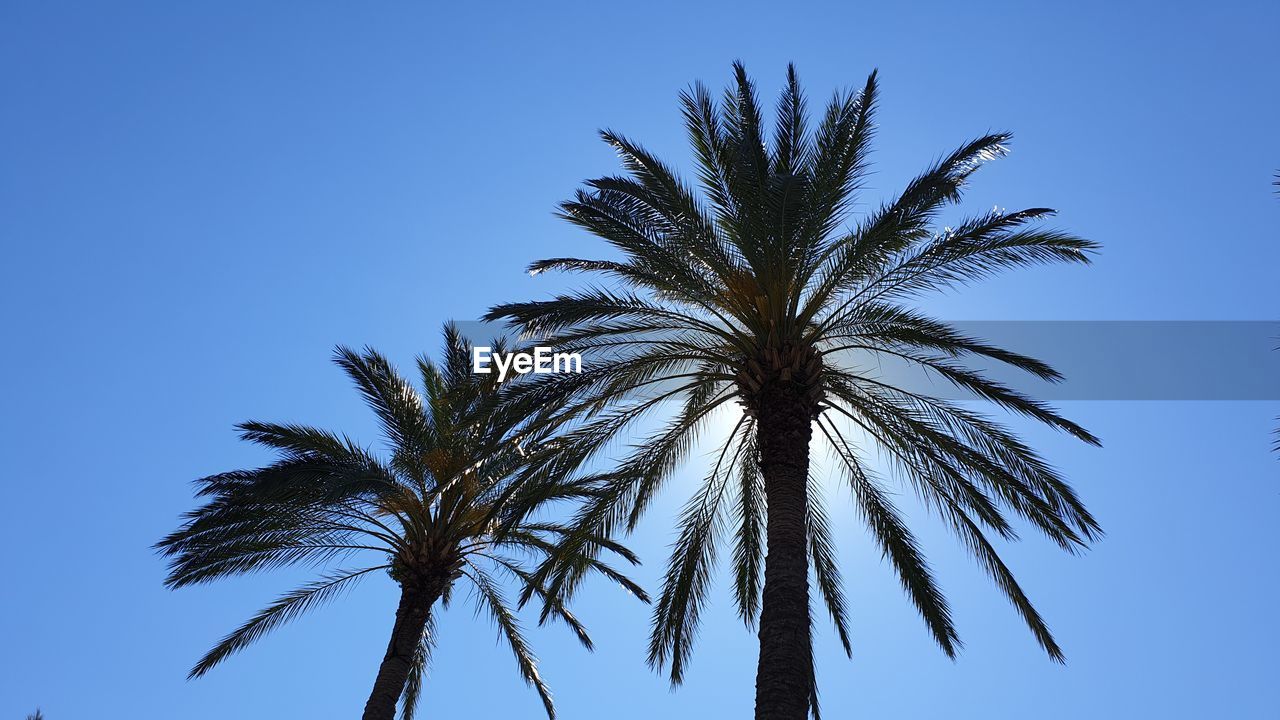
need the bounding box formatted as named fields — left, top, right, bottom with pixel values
left=362, top=579, right=441, bottom=720
left=753, top=380, right=814, bottom=720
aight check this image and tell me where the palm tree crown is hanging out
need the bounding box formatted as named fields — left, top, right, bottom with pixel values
left=488, top=63, right=1102, bottom=719
left=158, top=325, right=644, bottom=720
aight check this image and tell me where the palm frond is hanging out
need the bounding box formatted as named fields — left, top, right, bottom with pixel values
left=807, top=484, right=852, bottom=657
left=818, top=418, right=960, bottom=656
left=189, top=566, right=383, bottom=678
left=467, top=566, right=556, bottom=719
left=399, top=614, right=438, bottom=720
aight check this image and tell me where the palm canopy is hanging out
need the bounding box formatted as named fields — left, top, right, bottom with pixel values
left=157, top=325, right=645, bottom=720
left=488, top=63, right=1101, bottom=713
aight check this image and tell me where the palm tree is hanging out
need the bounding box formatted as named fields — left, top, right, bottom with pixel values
left=487, top=63, right=1102, bottom=719
left=158, top=326, right=644, bottom=720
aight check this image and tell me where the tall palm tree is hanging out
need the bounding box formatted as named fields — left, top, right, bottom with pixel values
left=158, top=326, right=644, bottom=720
left=488, top=64, right=1102, bottom=719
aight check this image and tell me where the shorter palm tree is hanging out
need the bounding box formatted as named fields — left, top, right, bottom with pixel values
left=158, top=326, right=644, bottom=720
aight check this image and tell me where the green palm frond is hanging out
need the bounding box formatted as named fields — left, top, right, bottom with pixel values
left=399, top=614, right=437, bottom=720
left=730, top=429, right=764, bottom=627
left=466, top=565, right=556, bottom=719
left=189, top=566, right=385, bottom=678
left=806, top=485, right=851, bottom=657
left=648, top=449, right=732, bottom=684
left=817, top=417, right=960, bottom=656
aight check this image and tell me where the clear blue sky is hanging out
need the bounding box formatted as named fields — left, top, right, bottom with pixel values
left=2, top=2, right=1277, bottom=718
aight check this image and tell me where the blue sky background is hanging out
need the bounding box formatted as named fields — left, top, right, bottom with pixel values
left=2, top=1, right=1278, bottom=718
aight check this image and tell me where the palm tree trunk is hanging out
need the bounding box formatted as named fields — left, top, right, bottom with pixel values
left=362, top=579, right=440, bottom=720
left=753, top=381, right=814, bottom=720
